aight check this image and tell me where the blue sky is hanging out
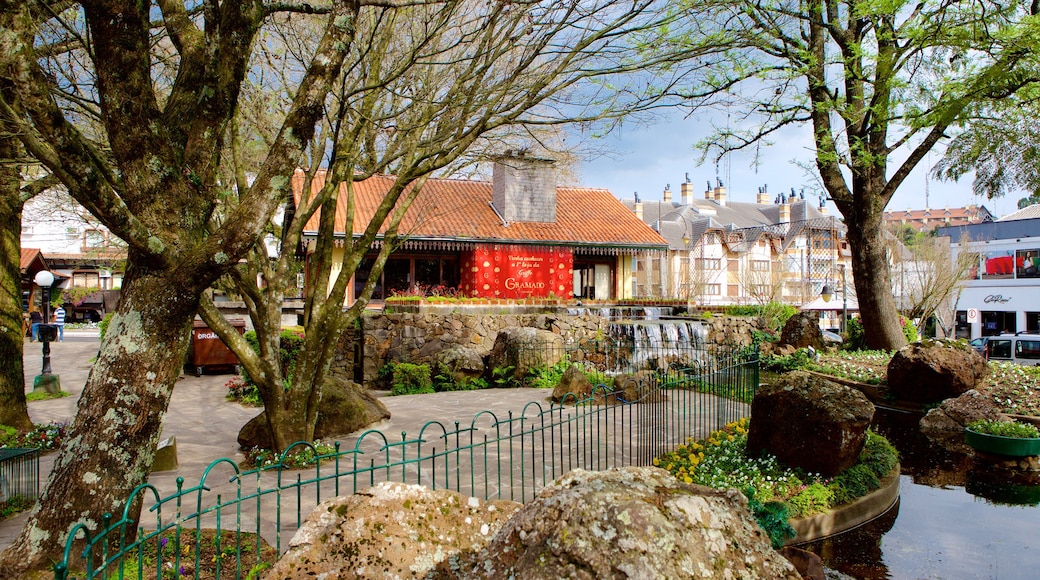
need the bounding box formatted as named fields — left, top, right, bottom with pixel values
left=578, top=109, right=1020, bottom=218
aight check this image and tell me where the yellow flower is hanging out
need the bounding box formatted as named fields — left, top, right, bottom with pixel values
left=683, top=476, right=693, bottom=484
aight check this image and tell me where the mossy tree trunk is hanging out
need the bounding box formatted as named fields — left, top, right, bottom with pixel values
left=0, top=135, right=32, bottom=432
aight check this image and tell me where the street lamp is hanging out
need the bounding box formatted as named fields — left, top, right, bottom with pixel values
left=820, top=263, right=848, bottom=333
left=33, top=270, right=61, bottom=393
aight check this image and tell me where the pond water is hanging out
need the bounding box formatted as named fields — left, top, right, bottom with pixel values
left=801, top=407, right=1040, bottom=579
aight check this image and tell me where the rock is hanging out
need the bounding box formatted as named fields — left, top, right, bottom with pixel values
left=238, top=376, right=390, bottom=450
left=887, top=339, right=989, bottom=404
left=487, top=327, right=565, bottom=382
left=551, top=364, right=591, bottom=403
left=263, top=482, right=521, bottom=580
left=780, top=311, right=824, bottom=350
left=437, top=467, right=800, bottom=579
left=613, top=371, right=662, bottom=403
left=747, top=371, right=875, bottom=478
left=920, top=390, right=1008, bottom=452
left=780, top=546, right=826, bottom=580
left=433, top=345, right=487, bottom=383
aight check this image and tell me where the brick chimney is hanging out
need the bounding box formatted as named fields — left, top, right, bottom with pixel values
left=715, top=185, right=727, bottom=207
left=704, top=179, right=714, bottom=200
left=492, top=151, right=556, bottom=223
left=778, top=199, right=791, bottom=223
left=680, top=174, right=694, bottom=204
left=662, top=184, right=672, bottom=203
left=634, top=200, right=643, bottom=220
left=756, top=185, right=770, bottom=205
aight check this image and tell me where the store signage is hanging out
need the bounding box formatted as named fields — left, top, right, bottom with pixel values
left=984, top=294, right=1011, bottom=304
left=461, top=246, right=574, bottom=298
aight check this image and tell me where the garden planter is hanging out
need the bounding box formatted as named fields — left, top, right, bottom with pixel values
left=965, top=428, right=1040, bottom=457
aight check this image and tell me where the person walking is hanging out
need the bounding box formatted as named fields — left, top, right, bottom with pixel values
left=52, top=305, right=65, bottom=341
left=29, top=310, right=43, bottom=342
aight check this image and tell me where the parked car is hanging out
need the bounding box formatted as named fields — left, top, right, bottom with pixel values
left=969, top=337, right=988, bottom=355
left=984, top=333, right=1040, bottom=366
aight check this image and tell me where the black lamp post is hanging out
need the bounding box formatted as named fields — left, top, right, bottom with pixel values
left=820, top=264, right=848, bottom=333
left=33, top=270, right=61, bottom=393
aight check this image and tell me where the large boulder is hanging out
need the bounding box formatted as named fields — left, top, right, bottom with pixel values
left=920, top=389, right=1007, bottom=452
left=747, top=371, right=875, bottom=478
left=780, top=311, right=824, bottom=350
left=887, top=339, right=989, bottom=404
left=263, top=482, right=521, bottom=580
left=238, top=376, right=390, bottom=450
left=433, top=345, right=487, bottom=384
left=436, top=467, right=800, bottom=579
left=487, top=327, right=565, bottom=383
left=613, top=370, right=663, bottom=403
left=551, top=364, right=592, bottom=403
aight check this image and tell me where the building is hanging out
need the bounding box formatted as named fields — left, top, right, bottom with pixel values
left=623, top=179, right=850, bottom=313
left=294, top=154, right=668, bottom=303
left=884, top=204, right=994, bottom=232
left=937, top=210, right=1040, bottom=339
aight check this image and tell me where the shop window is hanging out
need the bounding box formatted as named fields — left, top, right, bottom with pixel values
left=1016, top=248, right=1040, bottom=278
left=981, top=250, right=1015, bottom=279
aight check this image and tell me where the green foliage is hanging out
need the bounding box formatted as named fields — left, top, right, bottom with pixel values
left=0, top=421, right=68, bottom=450
left=98, top=312, right=114, bottom=342
left=491, top=365, right=517, bottom=387
left=25, top=390, right=71, bottom=402
left=0, top=495, right=35, bottom=520
left=241, top=328, right=305, bottom=390
left=900, top=316, right=919, bottom=343
left=244, top=441, right=338, bottom=469
left=967, top=419, right=1040, bottom=439
left=527, top=356, right=573, bottom=389
left=760, top=348, right=814, bottom=373
left=743, top=487, right=796, bottom=549
left=722, top=302, right=797, bottom=334
left=844, top=317, right=866, bottom=351
left=61, top=286, right=101, bottom=307
left=384, top=362, right=434, bottom=395
left=655, top=420, right=899, bottom=540
left=226, top=376, right=262, bottom=406
left=432, top=363, right=488, bottom=392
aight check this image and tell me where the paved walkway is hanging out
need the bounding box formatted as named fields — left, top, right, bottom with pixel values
left=2, top=333, right=554, bottom=552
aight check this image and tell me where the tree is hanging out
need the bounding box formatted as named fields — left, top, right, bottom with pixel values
left=197, top=0, right=698, bottom=454
left=0, top=0, right=360, bottom=572
left=0, top=1, right=696, bottom=572
left=674, top=0, right=1040, bottom=350
left=933, top=97, right=1040, bottom=203
left=889, top=230, right=978, bottom=338
left=0, top=136, right=35, bottom=432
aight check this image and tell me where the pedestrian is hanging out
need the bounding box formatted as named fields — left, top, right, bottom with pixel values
left=52, top=305, right=65, bottom=341
left=29, top=310, right=43, bottom=342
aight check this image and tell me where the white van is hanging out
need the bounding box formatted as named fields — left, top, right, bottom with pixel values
left=984, top=333, right=1040, bottom=366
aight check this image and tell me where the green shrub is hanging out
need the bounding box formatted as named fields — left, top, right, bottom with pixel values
left=967, top=419, right=1040, bottom=439
left=722, top=302, right=798, bottom=334
left=527, top=356, right=573, bottom=389
left=844, top=317, right=865, bottom=351
left=901, top=316, right=920, bottom=343
left=743, top=486, right=796, bottom=549
left=389, top=363, right=434, bottom=395
left=760, top=348, right=814, bottom=373
left=98, top=312, right=114, bottom=342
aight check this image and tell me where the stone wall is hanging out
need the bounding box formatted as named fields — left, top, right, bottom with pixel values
left=333, top=310, right=764, bottom=387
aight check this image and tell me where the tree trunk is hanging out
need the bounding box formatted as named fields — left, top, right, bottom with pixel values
left=845, top=203, right=908, bottom=351
left=0, top=136, right=32, bottom=432
left=0, top=262, right=202, bottom=575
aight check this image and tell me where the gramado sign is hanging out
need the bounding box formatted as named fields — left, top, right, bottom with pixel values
left=462, top=247, right=574, bottom=298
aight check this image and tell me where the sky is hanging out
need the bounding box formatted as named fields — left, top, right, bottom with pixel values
left=578, top=108, right=1020, bottom=219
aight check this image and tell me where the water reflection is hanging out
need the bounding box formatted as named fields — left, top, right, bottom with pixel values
left=800, top=407, right=1040, bottom=579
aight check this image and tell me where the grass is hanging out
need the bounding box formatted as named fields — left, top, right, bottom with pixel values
left=26, top=390, right=72, bottom=402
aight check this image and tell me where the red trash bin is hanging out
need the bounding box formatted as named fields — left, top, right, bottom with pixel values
left=185, top=318, right=246, bottom=376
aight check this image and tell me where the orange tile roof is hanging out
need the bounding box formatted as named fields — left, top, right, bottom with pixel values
left=293, top=169, right=667, bottom=249
left=19, top=247, right=46, bottom=273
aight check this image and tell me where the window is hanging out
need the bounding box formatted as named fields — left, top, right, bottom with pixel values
left=988, top=339, right=1012, bottom=359
left=699, top=258, right=721, bottom=270
left=1016, top=340, right=1040, bottom=360
left=705, top=284, right=721, bottom=295
left=72, top=271, right=100, bottom=288
left=751, top=260, right=770, bottom=272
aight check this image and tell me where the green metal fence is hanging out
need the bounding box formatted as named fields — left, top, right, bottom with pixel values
left=54, top=342, right=758, bottom=579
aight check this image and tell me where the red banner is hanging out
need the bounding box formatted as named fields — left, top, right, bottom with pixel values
left=461, top=246, right=573, bottom=298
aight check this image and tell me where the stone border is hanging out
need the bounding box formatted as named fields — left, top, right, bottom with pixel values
left=786, top=464, right=900, bottom=545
